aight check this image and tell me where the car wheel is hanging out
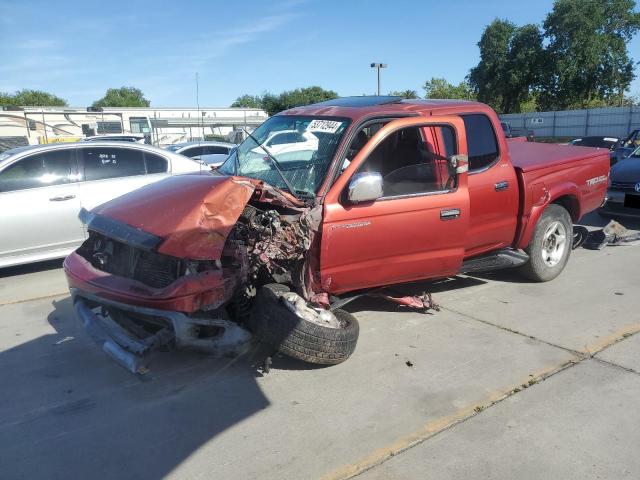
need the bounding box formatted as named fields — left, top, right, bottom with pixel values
left=519, top=204, right=572, bottom=282
left=249, top=284, right=359, bottom=365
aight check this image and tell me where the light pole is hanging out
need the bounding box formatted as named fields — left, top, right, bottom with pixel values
left=370, top=63, right=387, bottom=96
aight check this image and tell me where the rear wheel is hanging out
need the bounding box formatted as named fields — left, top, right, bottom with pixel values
left=519, top=204, right=572, bottom=282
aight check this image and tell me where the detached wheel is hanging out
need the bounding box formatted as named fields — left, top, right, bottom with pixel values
left=520, top=204, right=572, bottom=282
left=249, top=284, right=359, bottom=365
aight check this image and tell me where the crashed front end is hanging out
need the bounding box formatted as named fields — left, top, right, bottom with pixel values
left=64, top=174, right=317, bottom=374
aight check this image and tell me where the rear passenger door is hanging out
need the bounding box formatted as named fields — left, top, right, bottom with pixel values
left=76, top=146, right=170, bottom=211
left=463, top=114, right=519, bottom=255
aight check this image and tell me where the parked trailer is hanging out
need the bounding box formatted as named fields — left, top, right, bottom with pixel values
left=0, top=106, right=268, bottom=151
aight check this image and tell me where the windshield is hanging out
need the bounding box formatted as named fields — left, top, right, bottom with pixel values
left=165, top=145, right=183, bottom=152
left=631, top=146, right=640, bottom=158
left=219, top=116, right=350, bottom=197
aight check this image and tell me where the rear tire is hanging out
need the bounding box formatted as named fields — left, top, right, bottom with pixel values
left=249, top=284, right=359, bottom=365
left=519, top=204, right=572, bottom=282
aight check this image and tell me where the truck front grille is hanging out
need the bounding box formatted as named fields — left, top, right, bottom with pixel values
left=77, top=231, right=182, bottom=289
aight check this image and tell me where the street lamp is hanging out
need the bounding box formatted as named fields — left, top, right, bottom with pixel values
left=370, top=63, right=387, bottom=96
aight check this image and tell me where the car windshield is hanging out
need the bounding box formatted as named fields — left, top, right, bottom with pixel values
left=165, top=145, right=183, bottom=152
left=218, top=116, right=350, bottom=197
left=631, top=146, right=640, bottom=158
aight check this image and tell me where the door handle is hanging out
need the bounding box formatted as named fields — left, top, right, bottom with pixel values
left=440, top=208, right=460, bottom=220
left=495, top=181, right=509, bottom=191
left=49, top=195, right=76, bottom=202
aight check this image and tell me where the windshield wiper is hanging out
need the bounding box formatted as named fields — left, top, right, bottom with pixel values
left=243, top=129, right=300, bottom=201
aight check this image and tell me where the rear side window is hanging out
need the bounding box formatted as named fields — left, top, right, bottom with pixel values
left=81, top=147, right=146, bottom=181
left=0, top=149, right=76, bottom=192
left=462, top=114, right=499, bottom=172
left=203, top=146, right=229, bottom=155
left=145, top=152, right=168, bottom=173
left=182, top=146, right=204, bottom=157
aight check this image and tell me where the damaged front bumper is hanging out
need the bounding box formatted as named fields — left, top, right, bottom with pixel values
left=71, top=288, right=252, bottom=374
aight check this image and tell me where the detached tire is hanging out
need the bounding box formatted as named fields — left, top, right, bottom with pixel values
left=520, top=204, right=572, bottom=282
left=249, top=284, right=359, bottom=365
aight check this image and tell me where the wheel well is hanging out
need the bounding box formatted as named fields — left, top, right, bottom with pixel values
left=552, top=195, right=579, bottom=222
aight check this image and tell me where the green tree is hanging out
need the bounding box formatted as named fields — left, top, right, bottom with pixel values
left=0, top=89, right=68, bottom=106
left=423, top=77, right=474, bottom=100
left=468, top=20, right=544, bottom=113
left=262, top=86, right=338, bottom=115
left=230, top=94, right=263, bottom=108
left=229, top=87, right=338, bottom=115
left=389, top=89, right=419, bottom=99
left=539, top=0, right=640, bottom=110
left=92, top=86, right=150, bottom=108
left=269, top=86, right=338, bottom=115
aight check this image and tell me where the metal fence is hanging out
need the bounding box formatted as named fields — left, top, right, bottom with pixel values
left=499, top=106, right=640, bottom=139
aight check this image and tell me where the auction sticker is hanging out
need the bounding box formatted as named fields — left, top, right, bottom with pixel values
left=308, top=119, right=342, bottom=133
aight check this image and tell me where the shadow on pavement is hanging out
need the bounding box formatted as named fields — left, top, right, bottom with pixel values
left=0, top=296, right=270, bottom=480
left=577, top=211, right=640, bottom=230
left=0, top=258, right=64, bottom=278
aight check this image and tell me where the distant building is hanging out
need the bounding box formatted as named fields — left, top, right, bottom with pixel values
left=0, top=106, right=268, bottom=151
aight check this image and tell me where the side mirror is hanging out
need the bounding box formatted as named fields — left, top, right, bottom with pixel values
left=348, top=172, right=383, bottom=203
left=449, top=154, right=469, bottom=174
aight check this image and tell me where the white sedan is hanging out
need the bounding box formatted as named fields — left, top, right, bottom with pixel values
left=0, top=142, right=203, bottom=268
left=165, top=141, right=235, bottom=167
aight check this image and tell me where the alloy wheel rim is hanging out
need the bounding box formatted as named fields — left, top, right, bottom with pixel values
left=541, top=221, right=567, bottom=267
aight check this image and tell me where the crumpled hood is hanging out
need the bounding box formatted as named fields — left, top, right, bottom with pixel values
left=610, top=157, right=640, bottom=183
left=92, top=174, right=256, bottom=260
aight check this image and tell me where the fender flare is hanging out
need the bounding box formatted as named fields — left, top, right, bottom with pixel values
left=516, top=182, right=581, bottom=249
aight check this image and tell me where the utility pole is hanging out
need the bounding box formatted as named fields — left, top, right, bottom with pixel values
left=370, top=63, right=387, bottom=96
left=195, top=72, right=201, bottom=141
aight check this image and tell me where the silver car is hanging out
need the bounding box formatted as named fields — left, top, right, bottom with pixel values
left=165, top=141, right=234, bottom=167
left=0, top=142, right=203, bottom=268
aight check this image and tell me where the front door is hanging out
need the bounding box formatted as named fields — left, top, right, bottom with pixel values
left=320, top=116, right=470, bottom=294
left=0, top=147, right=84, bottom=264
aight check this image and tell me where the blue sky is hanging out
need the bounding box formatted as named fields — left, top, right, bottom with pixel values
left=1, top=0, right=639, bottom=107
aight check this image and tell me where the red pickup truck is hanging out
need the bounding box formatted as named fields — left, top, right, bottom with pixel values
left=64, top=97, right=609, bottom=373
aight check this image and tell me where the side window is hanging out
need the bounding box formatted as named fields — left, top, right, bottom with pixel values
left=440, top=126, right=456, bottom=157
left=204, top=146, right=230, bottom=155
left=183, top=146, right=204, bottom=158
left=81, top=147, right=146, bottom=181
left=130, top=117, right=150, bottom=134
left=0, top=149, right=75, bottom=192
left=144, top=152, right=168, bottom=174
left=97, top=121, right=123, bottom=134
left=356, top=126, right=457, bottom=198
left=343, top=122, right=388, bottom=169
left=462, top=114, right=499, bottom=172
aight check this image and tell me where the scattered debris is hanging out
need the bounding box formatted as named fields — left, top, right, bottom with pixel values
left=614, top=292, right=624, bottom=296
left=474, top=405, right=484, bottom=413
left=405, top=360, right=414, bottom=367
left=53, top=336, right=74, bottom=345
left=262, top=356, right=272, bottom=374
left=380, top=292, right=440, bottom=312
left=574, top=221, right=640, bottom=250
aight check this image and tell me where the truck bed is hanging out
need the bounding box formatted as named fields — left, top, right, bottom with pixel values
left=509, top=141, right=608, bottom=172
left=508, top=141, right=610, bottom=249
